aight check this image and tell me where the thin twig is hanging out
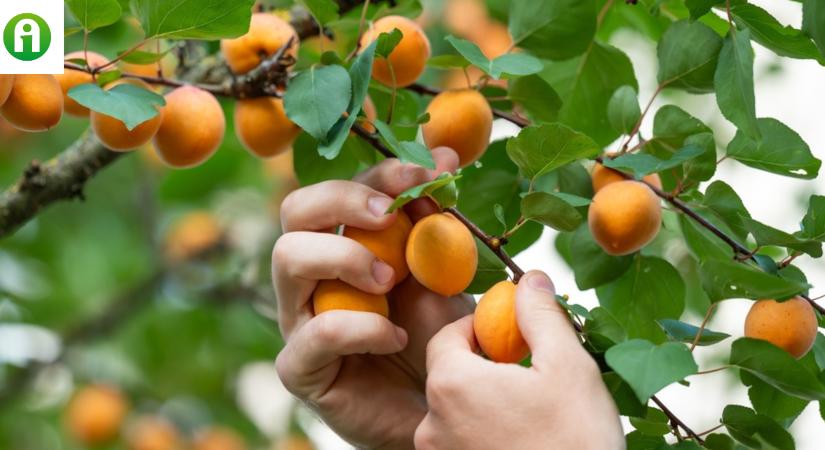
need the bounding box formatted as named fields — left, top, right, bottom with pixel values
left=690, top=303, right=717, bottom=352
left=652, top=396, right=705, bottom=444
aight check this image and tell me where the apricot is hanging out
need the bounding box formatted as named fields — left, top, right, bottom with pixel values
left=126, top=416, right=182, bottom=450
left=273, top=436, right=315, bottom=450
left=153, top=85, right=225, bottom=168
left=65, top=384, right=128, bottom=445
left=591, top=162, right=662, bottom=193
left=0, top=74, right=63, bottom=131
left=474, top=280, right=529, bottom=363
left=588, top=180, right=662, bottom=256
left=234, top=97, right=300, bottom=158
left=0, top=75, right=14, bottom=107
left=360, top=96, right=377, bottom=134
left=344, top=210, right=412, bottom=285
left=312, top=279, right=389, bottom=317
left=444, top=0, right=488, bottom=39
left=193, top=427, right=246, bottom=450
left=422, top=89, right=492, bottom=166
left=57, top=51, right=110, bottom=116
left=406, top=213, right=478, bottom=296
left=165, top=211, right=223, bottom=262
left=359, top=15, right=431, bottom=88
left=744, top=297, right=818, bottom=358
left=221, top=13, right=299, bottom=74
left=91, top=80, right=162, bottom=151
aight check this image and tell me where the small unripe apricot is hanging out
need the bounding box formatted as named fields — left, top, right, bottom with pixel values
left=234, top=97, right=300, bottom=158
left=422, top=89, right=492, bottom=166
left=221, top=13, right=299, bottom=75
left=359, top=15, right=431, bottom=88
left=588, top=180, right=662, bottom=256
left=193, top=427, right=246, bottom=450
left=344, top=210, right=412, bottom=285
left=474, top=280, right=528, bottom=363
left=126, top=416, right=182, bottom=450
left=92, top=80, right=162, bottom=151
left=745, top=297, right=818, bottom=358
left=153, top=85, right=225, bottom=168
left=1, top=74, right=63, bottom=131
left=312, top=279, right=389, bottom=317
left=65, top=384, right=129, bottom=445
left=0, top=75, right=14, bottom=107
left=57, top=51, right=110, bottom=116
left=591, top=162, right=662, bottom=193
left=406, top=213, right=478, bottom=296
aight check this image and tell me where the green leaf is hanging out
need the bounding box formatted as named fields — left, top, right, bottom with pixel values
left=372, top=120, right=435, bottom=169
left=607, top=85, right=641, bottom=134
left=742, top=216, right=823, bottom=257
left=67, top=83, right=164, bottom=130
left=726, top=117, right=821, bottom=179
left=731, top=3, right=823, bottom=63
left=520, top=192, right=583, bottom=232
left=444, top=36, right=542, bottom=79
left=626, top=431, right=665, bottom=450
left=509, top=0, right=596, bottom=60
left=297, top=0, right=339, bottom=26
left=800, top=195, right=825, bottom=241
left=730, top=338, right=825, bottom=401
left=375, top=29, right=403, bottom=58
left=605, top=339, right=698, bottom=402
left=493, top=204, right=507, bottom=232
left=508, top=75, right=562, bottom=123
left=722, top=405, right=795, bottom=450
left=686, top=0, right=721, bottom=20
left=715, top=29, right=760, bottom=139
left=387, top=173, right=462, bottom=212
left=803, top=0, right=825, bottom=60
left=96, top=70, right=122, bottom=86
left=427, top=54, right=470, bottom=69
left=657, top=20, right=723, bottom=92
left=584, top=307, right=627, bottom=351
left=132, top=0, right=255, bottom=40
left=703, top=180, right=751, bottom=241
left=597, top=257, right=685, bottom=342
left=679, top=213, right=737, bottom=262
left=506, top=123, right=600, bottom=180
left=293, top=133, right=360, bottom=186
left=603, top=372, right=647, bottom=418
left=657, top=319, right=730, bottom=346
left=602, top=144, right=705, bottom=178
left=629, top=407, right=671, bottom=436
left=651, top=105, right=712, bottom=149
left=742, top=371, right=809, bottom=423
left=284, top=65, right=352, bottom=142
left=700, top=259, right=810, bottom=302
left=65, top=0, right=122, bottom=31
left=682, top=132, right=717, bottom=183
left=569, top=226, right=633, bottom=291
left=119, top=49, right=170, bottom=65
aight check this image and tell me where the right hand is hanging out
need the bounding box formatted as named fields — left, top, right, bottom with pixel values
left=271, top=148, right=473, bottom=449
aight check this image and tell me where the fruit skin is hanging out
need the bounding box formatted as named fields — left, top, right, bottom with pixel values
left=165, top=211, right=223, bottom=262
left=234, top=97, right=300, bottom=158
left=1, top=75, right=63, bottom=132
left=0, top=75, right=15, bottom=107
left=92, top=80, right=162, bottom=151
left=313, top=279, right=389, bottom=317
left=474, top=280, right=529, bottom=363
left=406, top=213, right=478, bottom=296
left=273, top=436, right=315, bottom=450
left=588, top=180, right=662, bottom=256
left=65, top=384, right=129, bottom=445
left=744, top=297, right=818, bottom=358
left=591, top=162, right=662, bottom=193
left=57, top=51, right=110, bottom=116
left=153, top=85, right=226, bottom=168
left=221, top=13, right=299, bottom=74
left=193, top=427, right=246, bottom=450
left=360, top=96, right=377, bottom=134
left=422, top=89, right=492, bottom=167
left=359, top=15, right=431, bottom=88
left=344, top=210, right=413, bottom=285
left=126, top=416, right=182, bottom=450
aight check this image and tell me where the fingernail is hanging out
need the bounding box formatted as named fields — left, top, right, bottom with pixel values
left=526, top=272, right=554, bottom=293
left=394, top=326, right=408, bottom=346
left=368, top=196, right=393, bottom=217
left=372, top=260, right=395, bottom=285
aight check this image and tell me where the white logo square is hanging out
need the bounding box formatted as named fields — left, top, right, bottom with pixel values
left=0, top=0, right=64, bottom=74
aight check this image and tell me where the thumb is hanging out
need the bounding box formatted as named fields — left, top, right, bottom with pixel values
left=515, top=271, right=580, bottom=367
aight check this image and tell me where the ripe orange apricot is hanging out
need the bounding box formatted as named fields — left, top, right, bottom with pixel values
left=153, top=85, right=225, bottom=168
left=91, top=80, right=162, bottom=151
left=165, top=211, right=223, bottom=262
left=444, top=0, right=488, bottom=39
left=744, top=297, right=818, bottom=358
left=0, top=75, right=14, bottom=107
left=422, top=89, right=492, bottom=167
left=193, top=427, right=246, bottom=450
left=57, top=51, right=110, bottom=116
left=126, top=416, right=182, bottom=450
left=221, top=13, right=299, bottom=74
left=406, top=213, right=478, bottom=296
left=588, top=180, right=662, bottom=256
left=591, top=162, right=662, bottom=193
left=234, top=97, right=300, bottom=158
left=312, top=279, right=389, bottom=317
left=65, top=384, right=129, bottom=445
left=1, top=74, right=63, bottom=132
left=344, top=210, right=413, bottom=285
left=473, top=280, right=529, bottom=363
left=359, top=15, right=431, bottom=88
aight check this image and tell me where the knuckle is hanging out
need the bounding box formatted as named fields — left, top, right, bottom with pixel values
left=309, top=313, right=339, bottom=347
left=279, top=189, right=300, bottom=228
left=271, top=234, right=295, bottom=274
left=274, top=350, right=298, bottom=394
left=426, top=368, right=462, bottom=401
left=413, top=423, right=436, bottom=450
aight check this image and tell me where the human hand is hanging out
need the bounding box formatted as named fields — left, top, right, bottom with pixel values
left=415, top=271, right=624, bottom=450
left=272, top=148, right=474, bottom=449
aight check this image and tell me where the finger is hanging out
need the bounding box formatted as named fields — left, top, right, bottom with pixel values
left=515, top=271, right=581, bottom=368
left=272, top=232, right=396, bottom=337
left=425, top=315, right=481, bottom=374
left=276, top=310, right=408, bottom=398
left=280, top=180, right=398, bottom=233
left=405, top=147, right=461, bottom=222
left=355, top=146, right=461, bottom=197
left=413, top=414, right=438, bottom=450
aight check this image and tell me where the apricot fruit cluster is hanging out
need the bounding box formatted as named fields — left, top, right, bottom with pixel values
left=744, top=297, right=818, bottom=358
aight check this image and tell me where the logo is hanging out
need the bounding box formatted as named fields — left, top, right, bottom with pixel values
left=3, top=13, right=51, bottom=61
